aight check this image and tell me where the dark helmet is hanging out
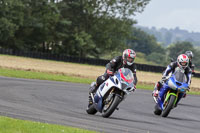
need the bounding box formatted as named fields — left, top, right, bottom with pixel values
left=185, top=51, right=194, bottom=61
left=122, top=49, right=136, bottom=66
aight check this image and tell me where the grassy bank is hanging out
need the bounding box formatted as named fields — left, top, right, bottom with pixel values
left=0, top=116, right=97, bottom=133
left=0, top=67, right=199, bottom=95
left=0, top=67, right=93, bottom=84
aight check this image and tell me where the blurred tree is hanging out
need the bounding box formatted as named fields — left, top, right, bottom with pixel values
left=0, top=0, right=24, bottom=49
left=146, top=52, right=167, bottom=65
left=128, top=27, right=165, bottom=55
left=167, top=41, right=195, bottom=60
left=18, top=0, right=61, bottom=52
left=57, top=0, right=150, bottom=58
left=0, top=0, right=151, bottom=58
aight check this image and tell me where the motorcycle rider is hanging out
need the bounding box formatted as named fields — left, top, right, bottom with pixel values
left=185, top=51, right=195, bottom=75
left=88, top=49, right=137, bottom=105
left=152, top=54, right=192, bottom=98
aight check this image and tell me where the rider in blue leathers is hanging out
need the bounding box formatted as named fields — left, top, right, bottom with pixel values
left=153, top=54, right=192, bottom=98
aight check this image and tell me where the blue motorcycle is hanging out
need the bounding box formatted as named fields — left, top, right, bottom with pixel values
left=153, top=68, right=190, bottom=117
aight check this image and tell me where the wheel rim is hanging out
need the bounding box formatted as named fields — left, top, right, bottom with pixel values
left=103, top=95, right=114, bottom=112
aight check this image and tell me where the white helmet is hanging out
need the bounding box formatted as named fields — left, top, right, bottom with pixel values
left=177, top=54, right=189, bottom=70
left=122, top=49, right=136, bottom=66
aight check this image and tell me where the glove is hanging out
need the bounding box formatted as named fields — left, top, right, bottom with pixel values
left=161, top=76, right=167, bottom=81
left=133, top=85, right=136, bottom=91
left=131, top=85, right=136, bottom=92
left=187, top=87, right=190, bottom=91
left=106, top=69, right=114, bottom=76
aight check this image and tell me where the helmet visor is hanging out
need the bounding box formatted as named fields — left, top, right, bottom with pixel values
left=180, top=62, right=187, bottom=67
left=127, top=57, right=134, bottom=63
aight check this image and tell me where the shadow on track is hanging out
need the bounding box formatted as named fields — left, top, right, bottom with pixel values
left=178, top=103, right=200, bottom=109
left=167, top=116, right=200, bottom=123
left=109, top=116, right=156, bottom=125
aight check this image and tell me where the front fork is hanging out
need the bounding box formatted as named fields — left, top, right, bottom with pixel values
left=163, top=91, right=179, bottom=109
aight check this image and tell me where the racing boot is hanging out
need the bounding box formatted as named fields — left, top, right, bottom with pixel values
left=152, top=83, right=159, bottom=97
left=152, top=81, right=163, bottom=97
left=88, top=82, right=97, bottom=105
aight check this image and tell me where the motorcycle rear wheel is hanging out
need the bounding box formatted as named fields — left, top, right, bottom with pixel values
left=86, top=104, right=97, bottom=115
left=154, top=104, right=162, bottom=115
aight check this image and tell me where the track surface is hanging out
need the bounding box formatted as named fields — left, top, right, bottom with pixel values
left=0, top=76, right=200, bottom=133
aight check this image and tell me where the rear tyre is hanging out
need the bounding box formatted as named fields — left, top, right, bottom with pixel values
left=154, top=104, right=162, bottom=115
left=162, top=95, right=176, bottom=117
left=102, top=95, right=121, bottom=118
left=86, top=104, right=97, bottom=115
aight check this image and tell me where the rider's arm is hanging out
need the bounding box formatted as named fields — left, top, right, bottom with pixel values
left=162, top=62, right=176, bottom=77
left=106, top=56, right=121, bottom=74
left=190, top=61, right=195, bottom=74
left=132, top=64, right=137, bottom=85
left=186, top=68, right=192, bottom=86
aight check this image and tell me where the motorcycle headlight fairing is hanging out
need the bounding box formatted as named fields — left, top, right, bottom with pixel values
left=168, top=79, right=177, bottom=90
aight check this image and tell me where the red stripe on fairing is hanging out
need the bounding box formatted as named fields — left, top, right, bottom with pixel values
left=120, top=69, right=133, bottom=83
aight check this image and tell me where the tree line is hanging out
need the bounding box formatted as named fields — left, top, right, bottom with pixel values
left=0, top=0, right=199, bottom=68
left=138, top=26, right=200, bottom=47
left=0, top=0, right=150, bottom=58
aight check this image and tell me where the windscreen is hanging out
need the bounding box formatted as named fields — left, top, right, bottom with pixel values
left=119, top=68, right=134, bottom=84
left=173, top=68, right=187, bottom=83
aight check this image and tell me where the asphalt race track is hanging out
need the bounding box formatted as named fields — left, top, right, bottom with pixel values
left=0, top=76, right=200, bottom=133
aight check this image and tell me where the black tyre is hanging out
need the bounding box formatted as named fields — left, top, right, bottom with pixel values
left=86, top=104, right=97, bottom=115
left=102, top=95, right=121, bottom=118
left=162, top=95, right=176, bottom=117
left=154, top=104, right=162, bottom=115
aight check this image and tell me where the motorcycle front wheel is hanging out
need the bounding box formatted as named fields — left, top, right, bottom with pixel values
left=102, top=94, right=121, bottom=118
left=162, top=95, right=176, bottom=117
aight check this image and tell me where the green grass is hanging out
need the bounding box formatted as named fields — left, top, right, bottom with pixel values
left=0, top=67, right=94, bottom=84
left=136, top=83, right=154, bottom=90
left=0, top=67, right=155, bottom=91
left=0, top=116, right=97, bottom=133
left=0, top=67, right=199, bottom=95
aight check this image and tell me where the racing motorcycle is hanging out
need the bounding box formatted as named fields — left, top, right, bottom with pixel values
left=86, top=68, right=136, bottom=118
left=153, top=67, right=190, bottom=117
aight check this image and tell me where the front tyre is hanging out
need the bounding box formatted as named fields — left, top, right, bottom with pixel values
left=162, top=95, right=176, bottom=117
left=102, top=95, right=121, bottom=118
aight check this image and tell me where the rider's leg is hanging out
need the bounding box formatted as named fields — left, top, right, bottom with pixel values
left=153, top=81, right=163, bottom=97
left=88, top=73, right=109, bottom=105
left=90, top=73, right=109, bottom=93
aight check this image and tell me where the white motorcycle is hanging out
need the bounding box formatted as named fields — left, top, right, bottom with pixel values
left=86, top=68, right=136, bottom=118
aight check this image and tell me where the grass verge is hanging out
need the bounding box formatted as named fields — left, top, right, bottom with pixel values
left=0, top=67, right=199, bottom=95
left=0, top=116, right=97, bottom=133
left=0, top=67, right=94, bottom=84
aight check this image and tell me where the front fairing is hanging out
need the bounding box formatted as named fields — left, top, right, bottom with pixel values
left=115, top=68, right=135, bottom=93
left=157, top=71, right=189, bottom=110
left=167, top=75, right=189, bottom=92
